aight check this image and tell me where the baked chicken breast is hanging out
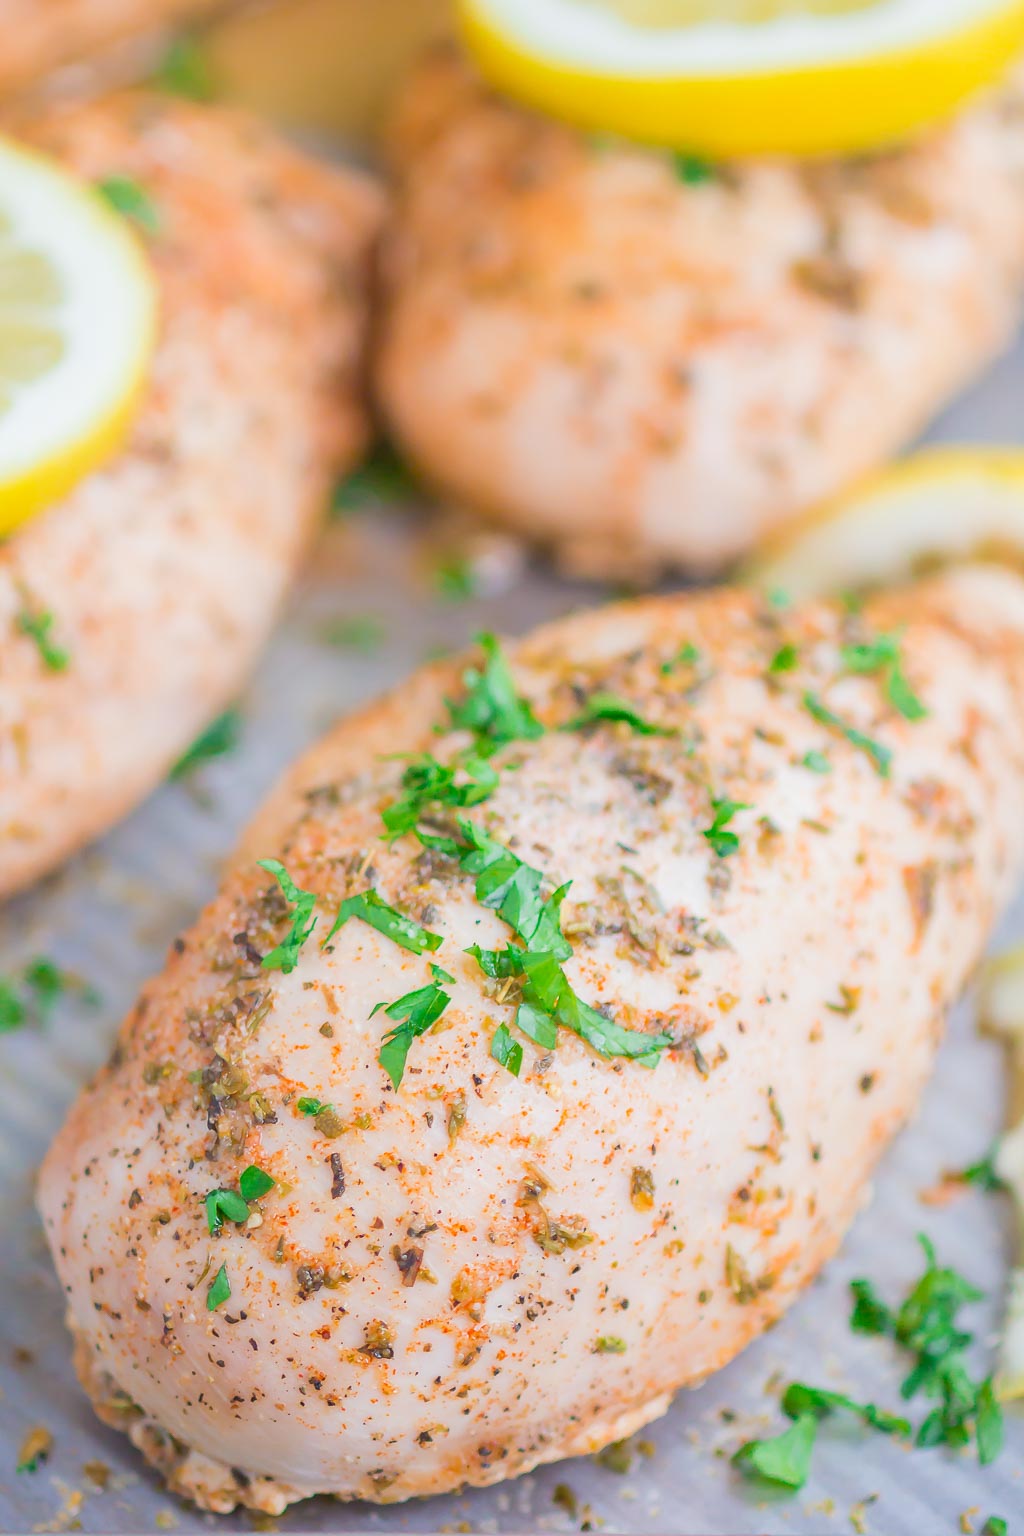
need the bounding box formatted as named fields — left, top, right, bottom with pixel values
left=39, top=561, right=1024, bottom=1513
left=377, top=50, right=1024, bottom=578
left=0, top=0, right=226, bottom=98
left=0, top=92, right=381, bottom=899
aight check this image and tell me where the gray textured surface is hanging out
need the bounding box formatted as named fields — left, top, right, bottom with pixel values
left=1, top=337, right=1023, bottom=1535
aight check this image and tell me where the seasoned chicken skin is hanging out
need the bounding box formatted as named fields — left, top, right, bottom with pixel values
left=378, top=51, right=1024, bottom=577
left=39, top=563, right=1024, bottom=1513
left=0, top=93, right=382, bottom=898
left=0, top=0, right=224, bottom=98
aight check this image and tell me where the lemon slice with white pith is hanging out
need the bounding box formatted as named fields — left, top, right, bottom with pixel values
left=458, top=0, right=1024, bottom=157
left=0, top=139, right=158, bottom=539
left=747, top=448, right=1024, bottom=600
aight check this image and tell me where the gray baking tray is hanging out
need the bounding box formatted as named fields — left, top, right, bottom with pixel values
left=2, top=339, right=1023, bottom=1534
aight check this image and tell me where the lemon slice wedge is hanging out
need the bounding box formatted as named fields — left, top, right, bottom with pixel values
left=746, top=448, right=1024, bottom=601
left=458, top=0, right=1024, bottom=156
left=0, top=138, right=158, bottom=539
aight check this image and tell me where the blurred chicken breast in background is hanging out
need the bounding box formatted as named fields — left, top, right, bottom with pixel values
left=38, top=560, right=1024, bottom=1513
left=377, top=49, right=1024, bottom=579
left=0, top=91, right=382, bottom=899
left=0, top=0, right=231, bottom=98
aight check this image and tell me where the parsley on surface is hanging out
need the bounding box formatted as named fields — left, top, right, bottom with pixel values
left=373, top=964, right=454, bottom=1090
left=768, top=643, right=798, bottom=674
left=733, top=1412, right=817, bottom=1490
left=802, top=750, right=831, bottom=774
left=382, top=752, right=498, bottom=842
left=238, top=1165, right=275, bottom=1202
left=0, top=958, right=95, bottom=1033
left=205, top=1187, right=249, bottom=1237
left=442, top=820, right=672, bottom=1067
left=170, top=708, right=241, bottom=779
left=734, top=1384, right=909, bottom=1491
left=593, top=1335, right=627, bottom=1354
left=803, top=691, right=892, bottom=778
left=332, top=443, right=416, bottom=515
left=297, top=1096, right=328, bottom=1117
left=446, top=633, right=543, bottom=746
left=564, top=691, right=671, bottom=736
left=851, top=1236, right=1001, bottom=1461
left=206, top=1165, right=274, bottom=1234
left=735, top=1236, right=1002, bottom=1492
left=257, top=860, right=318, bottom=974
left=660, top=641, right=701, bottom=674
left=206, top=1263, right=230, bottom=1311
left=702, top=795, right=750, bottom=859
left=324, top=889, right=442, bottom=955
left=16, top=602, right=68, bottom=671
left=954, top=1147, right=1007, bottom=1194
left=318, top=615, right=386, bottom=652
left=96, top=175, right=160, bottom=234
left=490, top=1022, right=523, bottom=1077
left=154, top=34, right=217, bottom=99
left=672, top=151, right=715, bottom=184
left=840, top=629, right=927, bottom=722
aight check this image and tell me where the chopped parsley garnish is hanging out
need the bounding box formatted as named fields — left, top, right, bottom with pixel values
left=205, top=1187, right=249, bottom=1236
left=736, top=1236, right=1002, bottom=1492
left=660, top=641, right=701, bottom=675
left=16, top=602, right=68, bottom=671
left=382, top=751, right=498, bottom=842
left=205, top=1164, right=274, bottom=1234
left=373, top=964, right=454, bottom=1090
left=434, top=556, right=477, bottom=602
left=672, top=151, right=715, bottom=185
left=733, top=1384, right=908, bottom=1491
left=238, top=1164, right=275, bottom=1202
left=446, top=633, right=544, bottom=745
left=154, top=34, right=217, bottom=100
left=318, top=615, right=386, bottom=652
left=733, top=1412, right=817, bottom=1490
left=702, top=795, right=750, bottom=859
left=95, top=176, right=161, bottom=235
left=170, top=708, right=241, bottom=779
left=206, top=1263, right=230, bottom=1311
left=15, top=1428, right=52, bottom=1475
left=297, top=1096, right=328, bottom=1117
left=324, top=889, right=442, bottom=955
left=841, top=630, right=927, bottom=722
left=982, top=1518, right=1007, bottom=1536
left=851, top=1235, right=1001, bottom=1462
left=803, top=691, right=891, bottom=778
left=332, top=442, right=416, bottom=515
left=442, top=820, right=572, bottom=960
left=257, top=860, right=318, bottom=974
left=768, top=643, right=798, bottom=674
left=801, top=750, right=831, bottom=774
left=593, top=1335, right=627, bottom=1354
left=0, top=958, right=95, bottom=1032
left=953, top=1146, right=1007, bottom=1193
left=564, top=692, right=671, bottom=736
left=439, top=820, right=671, bottom=1067
left=490, top=1022, right=523, bottom=1077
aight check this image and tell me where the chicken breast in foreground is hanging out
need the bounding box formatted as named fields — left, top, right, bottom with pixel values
left=378, top=50, right=1024, bottom=578
left=0, top=0, right=226, bottom=98
left=39, top=562, right=1024, bottom=1513
left=0, top=91, right=382, bottom=899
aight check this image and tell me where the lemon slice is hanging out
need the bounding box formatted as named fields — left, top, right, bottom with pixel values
left=746, top=448, right=1024, bottom=602
left=458, top=0, right=1024, bottom=157
left=0, top=138, right=158, bottom=539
